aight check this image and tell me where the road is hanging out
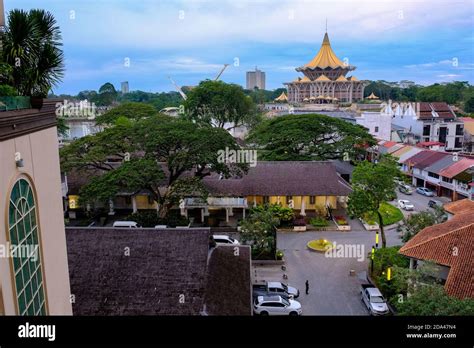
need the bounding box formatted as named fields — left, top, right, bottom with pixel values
left=394, top=189, right=450, bottom=217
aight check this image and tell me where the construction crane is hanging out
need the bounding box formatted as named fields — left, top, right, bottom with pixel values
left=168, top=76, right=187, bottom=100
left=168, top=64, right=229, bottom=100
left=214, top=64, right=229, bottom=81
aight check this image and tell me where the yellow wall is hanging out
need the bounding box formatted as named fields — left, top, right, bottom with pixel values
left=246, top=195, right=339, bottom=210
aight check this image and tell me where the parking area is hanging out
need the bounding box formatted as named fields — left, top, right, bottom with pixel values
left=395, top=190, right=450, bottom=217
left=276, top=228, right=402, bottom=315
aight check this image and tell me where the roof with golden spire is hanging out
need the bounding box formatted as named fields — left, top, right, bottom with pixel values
left=274, top=91, right=288, bottom=102
left=303, top=32, right=346, bottom=69
left=366, top=92, right=379, bottom=99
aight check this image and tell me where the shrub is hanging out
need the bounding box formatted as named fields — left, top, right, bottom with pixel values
left=310, top=217, right=329, bottom=227
left=250, top=204, right=294, bottom=226
left=0, top=84, right=17, bottom=96
left=276, top=249, right=284, bottom=260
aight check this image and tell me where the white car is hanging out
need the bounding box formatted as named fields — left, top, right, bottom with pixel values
left=398, top=199, right=414, bottom=211
left=253, top=295, right=302, bottom=316
left=112, top=221, right=139, bottom=228
left=212, top=235, right=240, bottom=245
left=360, top=285, right=390, bottom=315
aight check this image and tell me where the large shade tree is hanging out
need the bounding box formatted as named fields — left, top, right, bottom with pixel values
left=247, top=114, right=375, bottom=161
left=61, top=111, right=247, bottom=218
left=184, top=80, right=259, bottom=130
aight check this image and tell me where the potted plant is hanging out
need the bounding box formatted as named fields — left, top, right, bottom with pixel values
left=293, top=216, right=307, bottom=232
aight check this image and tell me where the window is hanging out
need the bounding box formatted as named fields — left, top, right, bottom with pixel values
left=286, top=196, right=293, bottom=204
left=442, top=177, right=453, bottom=184
left=428, top=172, right=439, bottom=179
left=423, top=125, right=430, bottom=136
left=456, top=124, right=464, bottom=136
left=374, top=126, right=379, bottom=133
left=8, top=178, right=46, bottom=315
left=263, top=196, right=269, bottom=204
left=147, top=195, right=154, bottom=205
left=125, top=196, right=132, bottom=205
left=309, top=196, right=316, bottom=205
left=455, top=137, right=463, bottom=149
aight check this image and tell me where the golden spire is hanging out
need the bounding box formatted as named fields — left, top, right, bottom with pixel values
left=304, top=32, right=346, bottom=69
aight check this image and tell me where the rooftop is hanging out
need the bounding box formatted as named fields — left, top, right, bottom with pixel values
left=300, top=32, right=347, bottom=70
left=66, top=227, right=251, bottom=315
left=443, top=199, right=474, bottom=215
left=399, top=212, right=474, bottom=299
left=202, top=161, right=352, bottom=197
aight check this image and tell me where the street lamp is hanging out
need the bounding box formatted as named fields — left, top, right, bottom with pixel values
left=370, top=245, right=375, bottom=275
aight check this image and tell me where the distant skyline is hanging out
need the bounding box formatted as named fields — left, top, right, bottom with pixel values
left=6, top=0, right=474, bottom=94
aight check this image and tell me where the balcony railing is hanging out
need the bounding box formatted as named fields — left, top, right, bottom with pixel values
left=184, top=197, right=247, bottom=208
left=0, top=96, right=31, bottom=111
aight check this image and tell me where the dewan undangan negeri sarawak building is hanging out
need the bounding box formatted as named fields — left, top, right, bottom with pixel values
left=285, top=32, right=365, bottom=104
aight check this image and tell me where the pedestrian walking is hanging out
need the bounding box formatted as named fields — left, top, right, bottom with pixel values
left=305, top=280, right=309, bottom=295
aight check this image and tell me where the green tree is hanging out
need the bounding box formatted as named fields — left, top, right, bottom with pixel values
left=398, top=206, right=446, bottom=242
left=464, top=96, right=474, bottom=113
left=97, top=82, right=117, bottom=106
left=184, top=80, right=258, bottom=130
left=347, top=156, right=400, bottom=247
left=249, top=204, right=295, bottom=226
left=240, top=209, right=279, bottom=260
left=1, top=9, right=64, bottom=96
left=95, top=102, right=158, bottom=125
left=62, top=116, right=247, bottom=218
left=247, top=114, right=375, bottom=161
left=395, top=284, right=474, bottom=316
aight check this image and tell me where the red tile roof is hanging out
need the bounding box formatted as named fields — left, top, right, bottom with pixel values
left=417, top=102, right=456, bottom=120
left=401, top=150, right=440, bottom=168
left=439, top=158, right=474, bottom=179
left=399, top=213, right=474, bottom=299
left=443, top=199, right=474, bottom=215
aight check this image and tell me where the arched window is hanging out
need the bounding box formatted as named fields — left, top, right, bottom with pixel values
left=8, top=178, right=46, bottom=315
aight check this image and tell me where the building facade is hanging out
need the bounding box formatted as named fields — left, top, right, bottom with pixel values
left=0, top=99, right=72, bottom=315
left=285, top=32, right=365, bottom=104
left=246, top=68, right=266, bottom=90
left=121, top=81, right=129, bottom=94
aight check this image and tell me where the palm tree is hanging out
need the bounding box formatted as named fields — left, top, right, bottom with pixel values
left=1, top=9, right=64, bottom=97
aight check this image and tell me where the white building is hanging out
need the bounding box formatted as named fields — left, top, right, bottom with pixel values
left=355, top=111, right=392, bottom=141
left=389, top=101, right=463, bottom=151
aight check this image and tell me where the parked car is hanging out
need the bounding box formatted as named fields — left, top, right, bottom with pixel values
left=253, top=281, right=300, bottom=299
left=112, top=221, right=140, bottom=228
left=360, top=284, right=390, bottom=316
left=253, top=295, right=302, bottom=316
left=416, top=187, right=434, bottom=197
left=398, top=184, right=413, bottom=195
left=398, top=199, right=414, bottom=211
left=428, top=199, right=443, bottom=208
left=212, top=234, right=240, bottom=245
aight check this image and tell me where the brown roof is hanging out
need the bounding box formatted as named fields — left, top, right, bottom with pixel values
left=399, top=213, right=474, bottom=299
left=417, top=102, right=456, bottom=120
left=66, top=227, right=251, bottom=315
left=439, top=158, right=474, bottom=179
left=204, top=245, right=252, bottom=315
left=202, top=161, right=352, bottom=197
left=401, top=150, right=435, bottom=166
left=412, top=152, right=449, bottom=170
left=443, top=199, right=474, bottom=215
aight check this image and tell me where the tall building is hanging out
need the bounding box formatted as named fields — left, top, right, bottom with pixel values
left=246, top=67, right=266, bottom=90
left=285, top=32, right=365, bottom=103
left=0, top=99, right=72, bottom=315
left=121, top=81, right=129, bottom=94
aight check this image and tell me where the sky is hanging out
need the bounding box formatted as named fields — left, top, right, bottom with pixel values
left=6, top=0, right=474, bottom=94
